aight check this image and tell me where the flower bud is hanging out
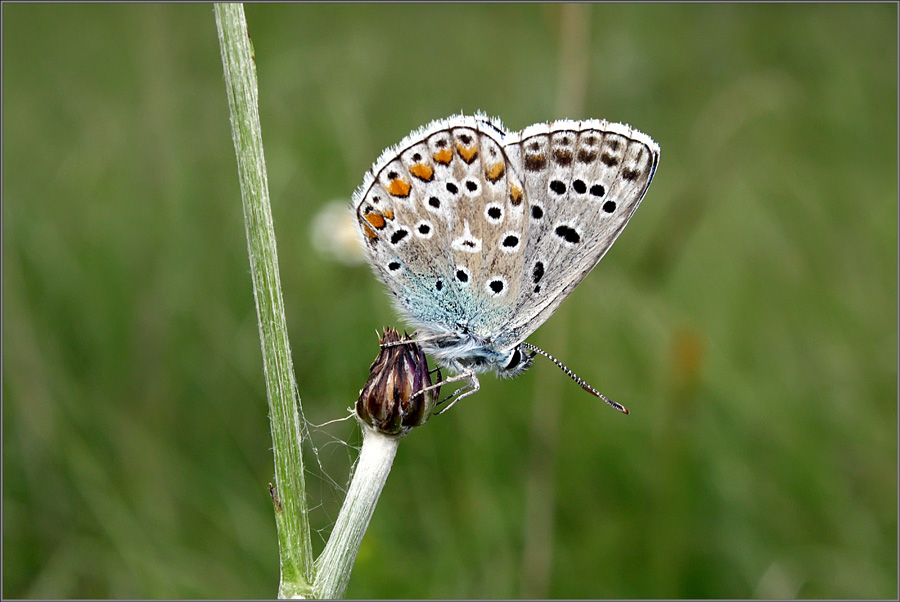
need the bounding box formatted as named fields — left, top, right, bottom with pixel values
left=356, top=328, right=440, bottom=436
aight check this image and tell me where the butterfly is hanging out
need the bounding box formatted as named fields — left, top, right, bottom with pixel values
left=352, top=113, right=659, bottom=414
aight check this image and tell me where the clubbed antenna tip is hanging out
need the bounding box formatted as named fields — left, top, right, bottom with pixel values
left=521, top=342, right=629, bottom=414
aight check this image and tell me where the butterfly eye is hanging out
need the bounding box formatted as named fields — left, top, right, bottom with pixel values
left=504, top=347, right=522, bottom=371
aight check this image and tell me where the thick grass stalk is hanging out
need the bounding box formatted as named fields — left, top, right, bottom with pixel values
left=214, top=4, right=314, bottom=597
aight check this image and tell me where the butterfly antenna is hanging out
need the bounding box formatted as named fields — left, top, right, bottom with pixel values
left=520, top=342, right=629, bottom=414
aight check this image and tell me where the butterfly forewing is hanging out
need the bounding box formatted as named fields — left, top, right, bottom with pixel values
left=496, top=120, right=659, bottom=348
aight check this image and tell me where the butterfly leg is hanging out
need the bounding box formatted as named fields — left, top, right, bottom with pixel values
left=379, top=330, right=446, bottom=349
left=434, top=372, right=481, bottom=416
left=410, top=366, right=479, bottom=414
left=434, top=368, right=481, bottom=416
left=413, top=368, right=472, bottom=398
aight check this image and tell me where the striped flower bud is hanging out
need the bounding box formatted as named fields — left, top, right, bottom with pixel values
left=356, top=328, right=440, bottom=436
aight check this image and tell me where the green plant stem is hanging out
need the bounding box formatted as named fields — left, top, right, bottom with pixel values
left=313, top=425, right=401, bottom=599
left=214, top=4, right=314, bottom=598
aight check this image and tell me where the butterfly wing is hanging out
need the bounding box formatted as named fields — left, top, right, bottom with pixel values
left=494, top=120, right=660, bottom=349
left=352, top=115, right=528, bottom=340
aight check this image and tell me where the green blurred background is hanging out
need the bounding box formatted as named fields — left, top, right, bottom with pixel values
left=3, top=3, right=896, bottom=599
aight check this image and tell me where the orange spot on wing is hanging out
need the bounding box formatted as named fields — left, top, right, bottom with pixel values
left=387, top=178, right=411, bottom=197
left=509, top=184, right=523, bottom=206
left=409, top=163, right=434, bottom=181
left=485, top=162, right=505, bottom=183
left=365, top=212, right=386, bottom=229
left=382, top=208, right=394, bottom=220
left=433, top=148, right=452, bottom=164
left=456, top=143, right=478, bottom=164
left=363, top=224, right=377, bottom=239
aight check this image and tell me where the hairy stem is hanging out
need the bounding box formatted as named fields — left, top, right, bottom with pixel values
left=313, top=426, right=401, bottom=599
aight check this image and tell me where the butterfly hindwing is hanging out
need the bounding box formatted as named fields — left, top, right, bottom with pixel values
left=443, top=122, right=529, bottom=334
left=353, top=116, right=526, bottom=336
left=356, top=137, right=456, bottom=329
